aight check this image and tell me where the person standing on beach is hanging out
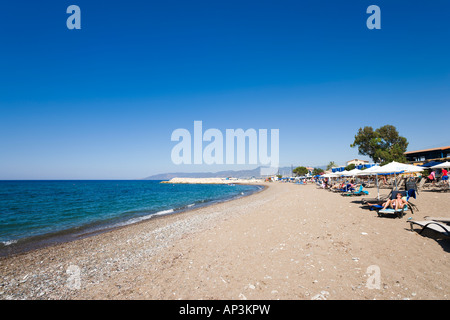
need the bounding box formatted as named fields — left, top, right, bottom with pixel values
left=428, top=170, right=436, bottom=185
left=442, top=168, right=448, bottom=186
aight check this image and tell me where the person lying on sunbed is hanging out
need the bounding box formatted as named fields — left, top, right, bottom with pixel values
left=347, top=182, right=356, bottom=192
left=367, top=193, right=408, bottom=211
left=330, top=182, right=343, bottom=190
left=383, top=192, right=408, bottom=210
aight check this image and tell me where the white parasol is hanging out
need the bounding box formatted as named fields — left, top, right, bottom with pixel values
left=430, top=161, right=450, bottom=169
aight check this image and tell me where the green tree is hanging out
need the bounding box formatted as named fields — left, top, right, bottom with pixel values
left=345, top=163, right=356, bottom=171
left=350, top=125, right=408, bottom=164
left=293, top=166, right=308, bottom=176
left=313, top=168, right=324, bottom=175
left=326, top=161, right=337, bottom=170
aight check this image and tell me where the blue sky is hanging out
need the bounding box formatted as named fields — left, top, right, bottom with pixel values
left=0, top=1, right=449, bottom=179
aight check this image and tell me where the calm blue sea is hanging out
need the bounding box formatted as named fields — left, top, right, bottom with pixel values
left=0, top=180, right=262, bottom=256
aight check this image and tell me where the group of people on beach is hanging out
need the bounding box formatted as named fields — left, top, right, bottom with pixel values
left=323, top=179, right=356, bottom=192
left=321, top=177, right=409, bottom=211
left=427, top=168, right=448, bottom=185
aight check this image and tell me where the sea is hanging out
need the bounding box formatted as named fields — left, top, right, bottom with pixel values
left=0, top=180, right=262, bottom=257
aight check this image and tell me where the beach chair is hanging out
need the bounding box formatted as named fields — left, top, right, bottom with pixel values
left=424, top=216, right=450, bottom=224
left=408, top=220, right=450, bottom=237
left=376, top=205, right=409, bottom=218
left=341, top=185, right=368, bottom=197
left=398, top=177, right=406, bottom=190
left=416, top=178, right=426, bottom=192
left=430, top=182, right=450, bottom=192
left=330, top=184, right=351, bottom=193
left=361, top=189, right=393, bottom=204
left=365, top=181, right=374, bottom=188
left=405, top=178, right=417, bottom=193
left=363, top=189, right=413, bottom=202
left=422, top=181, right=433, bottom=190
left=365, top=190, right=417, bottom=217
left=373, top=191, right=410, bottom=218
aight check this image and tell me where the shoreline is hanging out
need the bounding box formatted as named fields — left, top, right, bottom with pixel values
left=0, top=182, right=267, bottom=259
left=1, top=182, right=449, bottom=300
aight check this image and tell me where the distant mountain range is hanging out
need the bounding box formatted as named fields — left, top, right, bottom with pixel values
left=143, top=165, right=327, bottom=180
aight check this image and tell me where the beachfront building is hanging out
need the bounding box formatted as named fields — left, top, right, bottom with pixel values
left=331, top=162, right=377, bottom=172
left=346, top=159, right=369, bottom=167
left=404, top=146, right=450, bottom=165
left=331, top=159, right=373, bottom=173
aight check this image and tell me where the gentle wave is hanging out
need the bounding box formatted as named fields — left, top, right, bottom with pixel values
left=1, top=240, right=18, bottom=246
left=109, top=209, right=175, bottom=228
left=153, top=208, right=174, bottom=216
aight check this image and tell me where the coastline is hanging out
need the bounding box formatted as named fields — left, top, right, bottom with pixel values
left=0, top=181, right=265, bottom=259
left=1, top=182, right=449, bottom=300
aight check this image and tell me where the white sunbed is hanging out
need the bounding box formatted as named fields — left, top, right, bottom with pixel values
left=424, top=216, right=450, bottom=223
left=408, top=220, right=450, bottom=237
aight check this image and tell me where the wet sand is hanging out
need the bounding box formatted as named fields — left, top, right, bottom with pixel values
left=1, top=182, right=449, bottom=300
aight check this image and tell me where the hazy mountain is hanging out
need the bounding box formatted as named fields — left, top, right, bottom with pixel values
left=143, top=165, right=327, bottom=180
left=143, top=167, right=263, bottom=180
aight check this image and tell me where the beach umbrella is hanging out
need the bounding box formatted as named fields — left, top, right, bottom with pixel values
left=332, top=172, right=342, bottom=178
left=346, top=168, right=362, bottom=176
left=323, top=172, right=341, bottom=178
left=373, top=161, right=407, bottom=174
left=373, top=161, right=425, bottom=190
left=341, top=169, right=362, bottom=184
left=333, top=170, right=352, bottom=183
left=403, top=165, right=428, bottom=173
left=338, top=170, right=351, bottom=177
left=355, top=165, right=381, bottom=175
left=430, top=161, right=450, bottom=169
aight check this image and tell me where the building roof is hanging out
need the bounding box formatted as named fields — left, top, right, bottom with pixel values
left=404, top=146, right=450, bottom=155
left=346, top=159, right=369, bottom=163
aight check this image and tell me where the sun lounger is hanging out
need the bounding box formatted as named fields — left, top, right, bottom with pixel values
left=361, top=189, right=397, bottom=204
left=423, top=216, right=450, bottom=224
left=331, top=186, right=353, bottom=193
left=377, top=206, right=408, bottom=218
left=416, top=178, right=426, bottom=192
left=428, top=183, right=450, bottom=192
left=341, top=185, right=368, bottom=196
left=405, top=178, right=417, bottom=193
left=408, top=220, right=450, bottom=237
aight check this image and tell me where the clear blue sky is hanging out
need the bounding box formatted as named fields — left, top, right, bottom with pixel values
left=0, top=1, right=449, bottom=179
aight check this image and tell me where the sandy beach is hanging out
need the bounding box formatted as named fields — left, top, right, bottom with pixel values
left=0, top=182, right=449, bottom=300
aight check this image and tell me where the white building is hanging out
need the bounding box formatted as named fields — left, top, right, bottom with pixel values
left=346, top=159, right=369, bottom=167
